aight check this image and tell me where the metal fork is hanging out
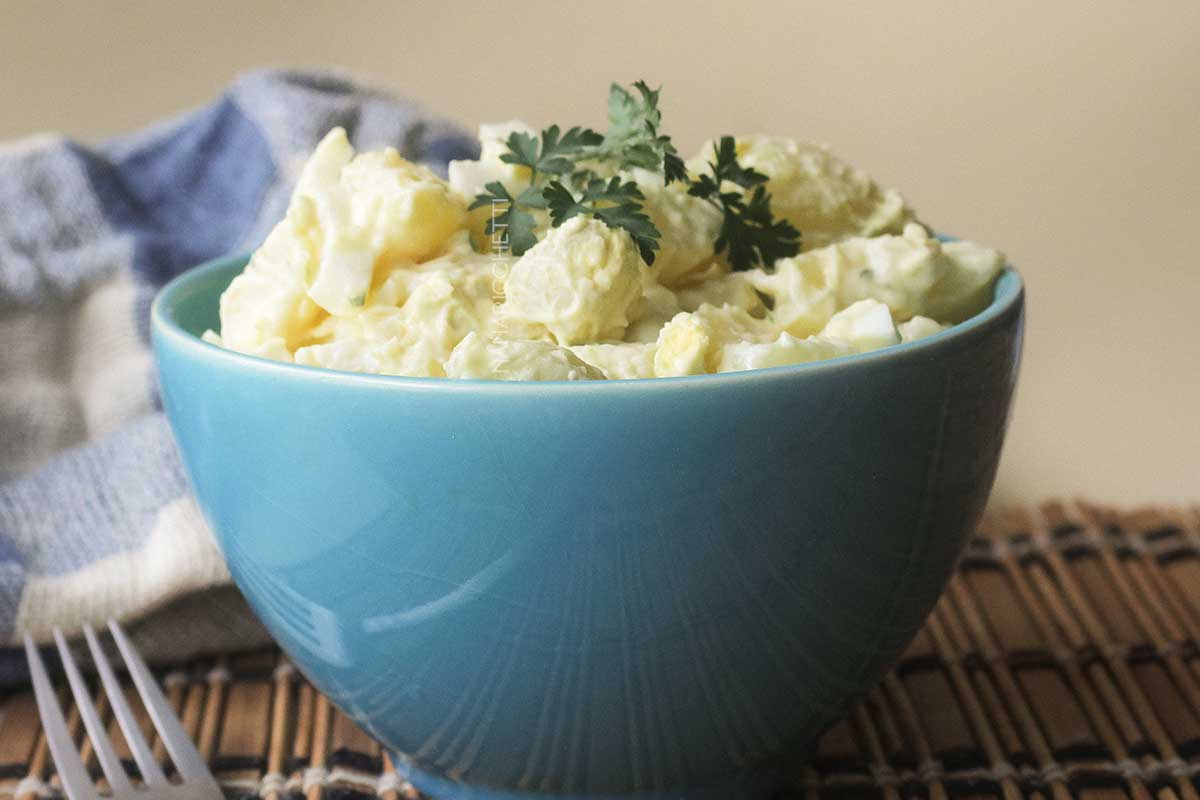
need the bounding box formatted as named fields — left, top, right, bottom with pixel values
left=23, top=620, right=223, bottom=800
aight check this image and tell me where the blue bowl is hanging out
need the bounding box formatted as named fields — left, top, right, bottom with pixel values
left=152, top=254, right=1023, bottom=800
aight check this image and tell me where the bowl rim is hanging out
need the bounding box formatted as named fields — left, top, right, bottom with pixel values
left=151, top=251, right=1023, bottom=394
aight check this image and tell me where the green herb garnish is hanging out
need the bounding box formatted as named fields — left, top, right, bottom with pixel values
left=471, top=83, right=799, bottom=271
left=687, top=136, right=801, bottom=270
left=468, top=180, right=544, bottom=256
left=570, top=81, right=687, bottom=187
left=500, top=125, right=604, bottom=184
left=544, top=177, right=661, bottom=265
left=470, top=84, right=675, bottom=260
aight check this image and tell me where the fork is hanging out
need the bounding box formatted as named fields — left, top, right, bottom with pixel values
left=23, top=620, right=223, bottom=800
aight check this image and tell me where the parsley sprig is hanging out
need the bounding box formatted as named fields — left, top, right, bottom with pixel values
left=468, top=180, right=545, bottom=256
left=470, top=83, right=679, bottom=262
left=470, top=83, right=800, bottom=271
left=501, top=125, right=603, bottom=183
left=468, top=119, right=664, bottom=261
left=468, top=124, right=605, bottom=254
left=544, top=177, right=661, bottom=265
left=571, top=82, right=687, bottom=186
left=687, top=136, right=801, bottom=270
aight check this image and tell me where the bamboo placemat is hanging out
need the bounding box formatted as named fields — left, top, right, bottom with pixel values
left=2, top=501, right=1199, bottom=800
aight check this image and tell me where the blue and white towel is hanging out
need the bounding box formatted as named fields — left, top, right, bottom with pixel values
left=0, top=69, right=477, bottom=682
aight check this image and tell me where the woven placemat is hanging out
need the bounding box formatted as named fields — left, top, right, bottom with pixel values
left=2, top=501, right=1199, bottom=800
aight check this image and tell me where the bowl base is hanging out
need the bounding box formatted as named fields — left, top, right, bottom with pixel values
left=390, top=754, right=789, bottom=800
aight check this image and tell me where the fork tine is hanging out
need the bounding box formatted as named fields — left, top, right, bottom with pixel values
left=53, top=629, right=132, bottom=792
left=82, top=623, right=167, bottom=785
left=108, top=620, right=221, bottom=789
left=23, top=635, right=99, bottom=800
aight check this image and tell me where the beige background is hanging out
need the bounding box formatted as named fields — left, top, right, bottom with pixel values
left=2, top=1, right=1197, bottom=508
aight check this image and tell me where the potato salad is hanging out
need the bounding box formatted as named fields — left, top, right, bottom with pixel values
left=207, top=86, right=1004, bottom=381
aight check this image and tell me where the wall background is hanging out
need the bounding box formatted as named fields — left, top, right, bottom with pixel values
left=2, top=0, right=1197, bottom=508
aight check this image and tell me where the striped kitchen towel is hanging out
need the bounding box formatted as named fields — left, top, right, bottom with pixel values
left=0, top=68, right=477, bottom=683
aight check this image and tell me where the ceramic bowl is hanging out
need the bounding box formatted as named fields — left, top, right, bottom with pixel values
left=152, top=253, right=1023, bottom=799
